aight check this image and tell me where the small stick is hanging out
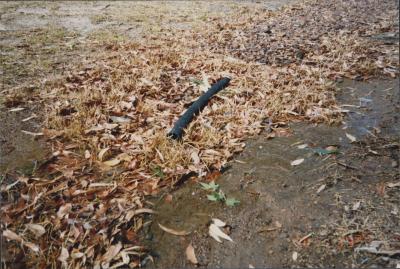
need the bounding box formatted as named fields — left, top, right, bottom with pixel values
left=299, top=233, right=313, bottom=243
left=337, top=161, right=358, bottom=170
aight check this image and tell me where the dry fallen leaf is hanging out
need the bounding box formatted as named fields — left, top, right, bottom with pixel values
left=3, top=229, right=39, bottom=252
left=292, top=251, right=298, bottom=261
left=199, top=72, right=211, bottom=92
left=102, top=242, right=122, bottom=263
left=103, top=158, right=121, bottom=167
left=9, top=107, right=25, bottom=112
left=24, top=242, right=40, bottom=252
left=3, top=229, right=23, bottom=242
left=291, top=158, right=304, bottom=166
left=89, top=182, right=114, bottom=188
left=84, top=150, right=91, bottom=159
left=352, top=201, right=361, bottom=210
left=387, top=182, right=400, bottom=188
left=57, top=203, right=72, bottom=219
left=132, top=208, right=156, bottom=216
left=325, top=145, right=338, bottom=151
left=58, top=247, right=69, bottom=264
left=212, top=218, right=226, bottom=227
left=22, top=114, right=37, bottom=122
left=316, top=184, right=326, bottom=194
left=98, top=147, right=110, bottom=161
left=71, top=251, right=85, bottom=259
left=21, top=130, right=44, bottom=136
left=191, top=151, right=200, bottom=165
left=185, top=243, right=198, bottom=265
left=158, top=223, right=190, bottom=236
left=110, top=116, right=131, bottom=123
left=297, top=144, right=308, bottom=149
left=120, top=250, right=130, bottom=264
left=209, top=223, right=233, bottom=243
left=26, top=224, right=46, bottom=237
left=346, top=133, right=357, bottom=142
left=116, top=152, right=132, bottom=162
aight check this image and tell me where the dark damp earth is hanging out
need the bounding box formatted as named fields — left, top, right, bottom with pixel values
left=146, top=78, right=399, bottom=268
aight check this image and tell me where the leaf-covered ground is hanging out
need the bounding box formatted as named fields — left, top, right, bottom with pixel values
left=1, top=0, right=398, bottom=268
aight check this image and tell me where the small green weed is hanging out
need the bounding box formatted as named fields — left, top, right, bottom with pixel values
left=200, top=181, right=240, bottom=207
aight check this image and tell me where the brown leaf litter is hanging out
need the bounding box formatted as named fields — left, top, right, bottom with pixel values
left=1, top=0, right=398, bottom=268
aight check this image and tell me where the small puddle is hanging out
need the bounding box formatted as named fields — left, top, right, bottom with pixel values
left=144, top=78, right=399, bottom=268
left=338, top=79, right=400, bottom=137
left=0, top=108, right=46, bottom=175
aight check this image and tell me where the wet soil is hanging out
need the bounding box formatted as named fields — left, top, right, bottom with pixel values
left=0, top=106, right=46, bottom=174
left=145, top=78, right=399, bottom=268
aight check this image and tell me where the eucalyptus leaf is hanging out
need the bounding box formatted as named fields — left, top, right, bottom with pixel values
left=225, top=198, right=240, bottom=206
left=313, top=148, right=339, bottom=156
left=200, top=181, right=219, bottom=191
left=207, top=191, right=225, bottom=201
left=207, top=194, right=220, bottom=201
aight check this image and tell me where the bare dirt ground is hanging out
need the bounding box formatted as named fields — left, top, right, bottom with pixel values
left=0, top=1, right=399, bottom=269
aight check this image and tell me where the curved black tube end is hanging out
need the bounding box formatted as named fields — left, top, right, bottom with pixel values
left=168, top=77, right=231, bottom=140
left=167, top=131, right=182, bottom=140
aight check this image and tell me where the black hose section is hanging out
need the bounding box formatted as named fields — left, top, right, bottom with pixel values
left=168, top=77, right=231, bottom=140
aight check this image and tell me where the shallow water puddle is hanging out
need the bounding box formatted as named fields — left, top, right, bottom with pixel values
left=338, top=79, right=400, bottom=137
left=145, top=78, right=399, bottom=268
left=0, top=107, right=46, bottom=175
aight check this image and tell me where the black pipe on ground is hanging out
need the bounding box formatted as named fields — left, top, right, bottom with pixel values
left=168, top=77, right=231, bottom=140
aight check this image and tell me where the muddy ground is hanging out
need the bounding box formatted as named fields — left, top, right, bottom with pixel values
left=1, top=1, right=399, bottom=268
left=146, top=78, right=400, bottom=268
